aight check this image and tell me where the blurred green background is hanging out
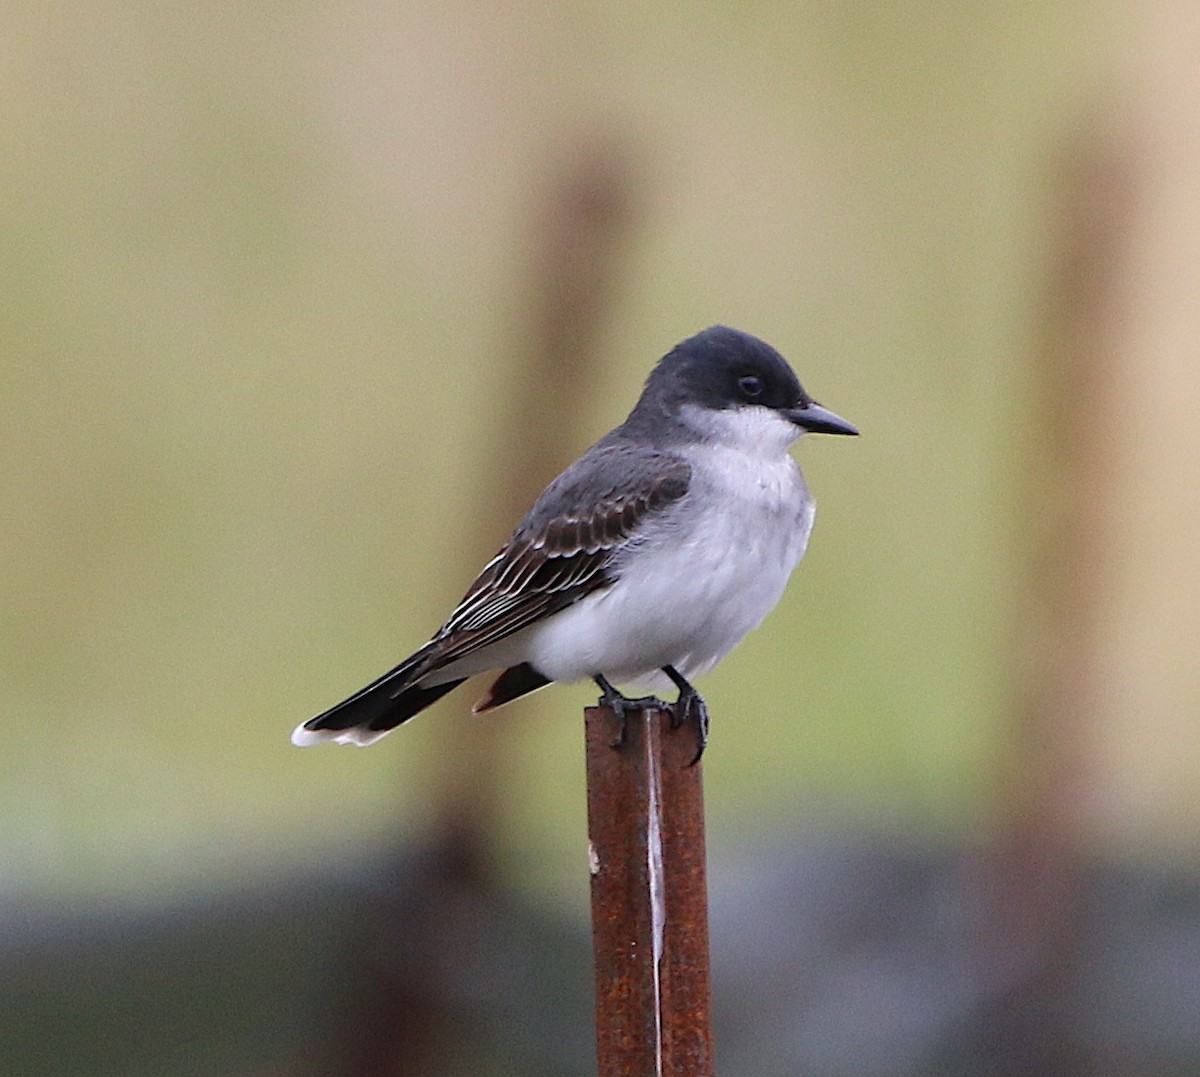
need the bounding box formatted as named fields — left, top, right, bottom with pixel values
left=5, top=2, right=1198, bottom=1075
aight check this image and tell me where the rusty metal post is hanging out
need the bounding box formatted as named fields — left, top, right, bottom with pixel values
left=585, top=704, right=715, bottom=1077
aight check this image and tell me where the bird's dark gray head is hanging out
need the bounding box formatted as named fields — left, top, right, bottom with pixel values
left=623, top=326, right=858, bottom=443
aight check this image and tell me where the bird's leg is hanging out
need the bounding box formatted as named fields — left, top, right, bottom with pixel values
left=662, top=665, right=709, bottom=766
left=593, top=674, right=663, bottom=749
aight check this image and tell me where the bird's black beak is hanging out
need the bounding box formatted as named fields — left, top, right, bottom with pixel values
left=786, top=401, right=859, bottom=436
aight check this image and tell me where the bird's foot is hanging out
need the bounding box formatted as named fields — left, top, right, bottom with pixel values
left=663, top=665, right=709, bottom=766
left=593, top=674, right=664, bottom=749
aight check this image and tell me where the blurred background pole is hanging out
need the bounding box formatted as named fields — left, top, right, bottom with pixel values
left=585, top=704, right=715, bottom=1077
left=974, top=5, right=1200, bottom=1069
left=332, top=133, right=641, bottom=1077
left=433, top=127, right=640, bottom=820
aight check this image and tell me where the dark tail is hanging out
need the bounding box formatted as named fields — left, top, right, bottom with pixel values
left=292, top=648, right=465, bottom=747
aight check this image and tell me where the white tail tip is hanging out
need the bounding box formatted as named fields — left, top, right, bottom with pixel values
left=290, top=721, right=391, bottom=748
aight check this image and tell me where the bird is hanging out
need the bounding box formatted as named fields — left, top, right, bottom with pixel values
left=292, top=325, right=857, bottom=762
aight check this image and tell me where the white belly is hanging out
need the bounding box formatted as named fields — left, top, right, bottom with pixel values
left=526, top=444, right=815, bottom=687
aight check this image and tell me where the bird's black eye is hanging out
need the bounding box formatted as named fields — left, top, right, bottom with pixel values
left=738, top=375, right=763, bottom=399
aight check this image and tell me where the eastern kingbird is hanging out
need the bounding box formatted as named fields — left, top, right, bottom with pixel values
left=293, top=325, right=857, bottom=761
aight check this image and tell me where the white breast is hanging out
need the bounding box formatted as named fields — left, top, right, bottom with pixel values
left=527, top=407, right=816, bottom=687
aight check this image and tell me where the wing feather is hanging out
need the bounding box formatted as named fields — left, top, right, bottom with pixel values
left=420, top=446, right=690, bottom=674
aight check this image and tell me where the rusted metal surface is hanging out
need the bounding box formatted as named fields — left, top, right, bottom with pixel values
left=585, top=704, right=715, bottom=1077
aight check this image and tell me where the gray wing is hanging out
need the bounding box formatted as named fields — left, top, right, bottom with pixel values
left=420, top=442, right=691, bottom=672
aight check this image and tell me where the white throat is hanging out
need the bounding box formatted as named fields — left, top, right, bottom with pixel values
left=679, top=402, right=802, bottom=460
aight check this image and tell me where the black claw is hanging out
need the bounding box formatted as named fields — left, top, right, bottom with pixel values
left=593, top=674, right=664, bottom=749
left=662, top=665, right=710, bottom=766
left=593, top=671, right=710, bottom=764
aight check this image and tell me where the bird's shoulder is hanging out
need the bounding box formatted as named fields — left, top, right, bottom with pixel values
left=430, top=440, right=690, bottom=650
left=439, top=438, right=686, bottom=623
left=516, top=436, right=692, bottom=548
